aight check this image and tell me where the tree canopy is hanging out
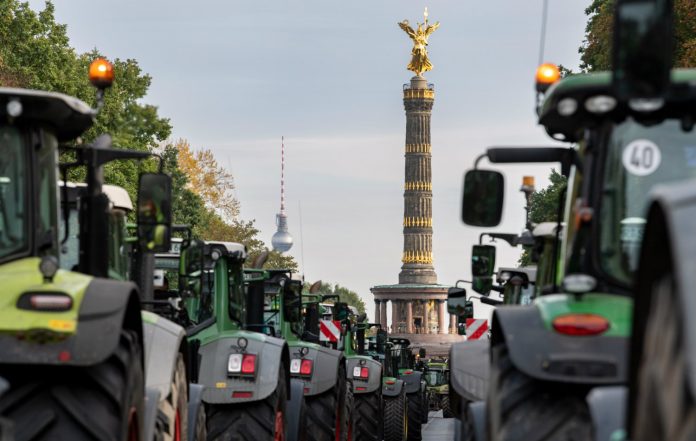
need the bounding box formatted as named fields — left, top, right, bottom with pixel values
left=311, top=282, right=366, bottom=315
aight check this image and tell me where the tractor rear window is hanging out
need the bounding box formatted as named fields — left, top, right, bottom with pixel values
left=0, top=127, right=28, bottom=262
left=600, top=118, right=696, bottom=285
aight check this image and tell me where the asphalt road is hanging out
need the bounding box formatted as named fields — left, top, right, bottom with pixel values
left=421, top=410, right=455, bottom=441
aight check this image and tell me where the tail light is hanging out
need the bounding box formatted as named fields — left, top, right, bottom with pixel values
left=385, top=379, right=396, bottom=385
left=353, top=366, right=369, bottom=379
left=552, top=314, right=609, bottom=336
left=403, top=369, right=413, bottom=375
left=300, top=359, right=313, bottom=376
left=17, top=293, right=72, bottom=311
left=228, top=354, right=257, bottom=376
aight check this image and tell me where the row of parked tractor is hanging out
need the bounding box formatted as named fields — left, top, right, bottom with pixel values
left=444, top=1, right=696, bottom=440
left=0, top=56, right=451, bottom=441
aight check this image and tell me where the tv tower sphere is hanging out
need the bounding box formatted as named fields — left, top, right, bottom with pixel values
left=272, top=137, right=293, bottom=253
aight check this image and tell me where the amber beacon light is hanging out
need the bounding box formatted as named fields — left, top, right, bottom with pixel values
left=89, top=58, right=114, bottom=89
left=535, top=63, right=560, bottom=92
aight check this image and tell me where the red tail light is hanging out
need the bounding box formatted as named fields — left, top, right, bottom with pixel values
left=232, top=391, right=253, bottom=398
left=385, top=379, right=396, bottom=385
left=361, top=367, right=369, bottom=378
left=403, top=369, right=413, bottom=375
left=300, top=359, right=313, bottom=376
left=552, top=314, right=609, bottom=336
left=241, top=354, right=256, bottom=374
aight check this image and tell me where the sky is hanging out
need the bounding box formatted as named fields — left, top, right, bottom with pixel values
left=31, top=0, right=590, bottom=322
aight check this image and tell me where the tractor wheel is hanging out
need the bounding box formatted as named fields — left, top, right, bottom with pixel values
left=420, top=391, right=429, bottom=424
left=159, top=354, right=188, bottom=441
left=383, top=390, right=408, bottom=441
left=343, top=380, right=355, bottom=441
left=206, top=366, right=287, bottom=441
left=488, top=344, right=592, bottom=441
left=0, top=330, right=144, bottom=441
left=632, top=275, right=696, bottom=441
left=305, top=365, right=347, bottom=441
left=406, top=391, right=423, bottom=441
left=191, top=399, right=207, bottom=441
left=286, top=379, right=307, bottom=441
left=441, top=395, right=453, bottom=418
left=353, top=390, right=381, bottom=441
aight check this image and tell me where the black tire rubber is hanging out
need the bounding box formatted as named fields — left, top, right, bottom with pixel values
left=305, top=365, right=347, bottom=441
left=206, top=366, right=287, bottom=441
left=406, top=392, right=423, bottom=441
left=383, top=390, right=408, bottom=441
left=353, top=391, right=381, bottom=441
left=420, top=390, right=428, bottom=424
left=488, top=344, right=592, bottom=441
left=633, top=275, right=696, bottom=441
left=0, top=330, right=144, bottom=441
left=441, top=395, right=453, bottom=418
left=286, top=379, right=307, bottom=441
left=159, top=354, right=188, bottom=441
left=343, top=379, right=355, bottom=441
left=462, top=401, right=475, bottom=441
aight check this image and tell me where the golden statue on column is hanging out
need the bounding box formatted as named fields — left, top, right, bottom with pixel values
left=398, top=7, right=440, bottom=76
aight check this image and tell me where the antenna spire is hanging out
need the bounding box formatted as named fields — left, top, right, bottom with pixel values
left=281, top=136, right=286, bottom=214
left=272, top=136, right=293, bottom=253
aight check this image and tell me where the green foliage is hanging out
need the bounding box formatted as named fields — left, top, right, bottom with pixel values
left=312, top=282, right=366, bottom=314
left=580, top=0, right=696, bottom=71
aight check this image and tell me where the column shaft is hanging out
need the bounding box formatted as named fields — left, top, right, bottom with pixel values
left=406, top=301, right=413, bottom=333
left=450, top=314, right=457, bottom=334
left=422, top=300, right=430, bottom=334
left=391, top=300, right=399, bottom=334
left=374, top=300, right=381, bottom=325
left=438, top=300, right=447, bottom=334
left=380, top=301, right=388, bottom=330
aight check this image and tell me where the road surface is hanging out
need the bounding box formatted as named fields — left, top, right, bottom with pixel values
left=421, top=410, right=455, bottom=441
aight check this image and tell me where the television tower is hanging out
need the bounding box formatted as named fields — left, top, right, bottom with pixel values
left=272, top=137, right=293, bottom=253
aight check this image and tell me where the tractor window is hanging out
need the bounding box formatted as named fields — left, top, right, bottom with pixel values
left=0, top=127, right=28, bottom=262
left=228, top=264, right=246, bottom=325
left=37, top=132, right=58, bottom=255
left=600, top=118, right=696, bottom=285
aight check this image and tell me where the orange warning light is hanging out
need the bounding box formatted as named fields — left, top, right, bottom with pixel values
left=89, top=58, right=114, bottom=89
left=535, top=63, right=560, bottom=92
left=522, top=176, right=535, bottom=187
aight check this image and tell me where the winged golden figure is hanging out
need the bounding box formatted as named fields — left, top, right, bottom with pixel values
left=398, top=9, right=440, bottom=76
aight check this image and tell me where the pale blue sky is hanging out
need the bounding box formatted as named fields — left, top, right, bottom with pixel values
left=34, top=0, right=590, bottom=321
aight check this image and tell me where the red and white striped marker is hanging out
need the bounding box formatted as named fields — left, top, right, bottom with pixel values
left=465, top=319, right=489, bottom=340
left=319, top=320, right=342, bottom=342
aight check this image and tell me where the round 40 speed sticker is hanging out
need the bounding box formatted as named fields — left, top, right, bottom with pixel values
left=622, top=139, right=662, bottom=176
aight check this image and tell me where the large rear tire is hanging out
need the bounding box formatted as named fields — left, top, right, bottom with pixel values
left=0, top=330, right=144, bottom=441
left=206, top=366, right=287, bottom=441
left=305, top=365, right=347, bottom=441
left=383, top=390, right=407, bottom=441
left=159, top=354, right=188, bottom=441
left=488, top=344, right=592, bottom=441
left=632, top=275, right=696, bottom=441
left=353, top=391, right=381, bottom=441
left=406, top=391, right=423, bottom=441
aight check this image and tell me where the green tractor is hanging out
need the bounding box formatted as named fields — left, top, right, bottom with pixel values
left=248, top=269, right=352, bottom=441
left=423, top=358, right=451, bottom=418
left=60, top=181, right=206, bottom=441
left=456, top=1, right=696, bottom=439
left=387, top=337, right=428, bottom=440
left=0, top=59, right=173, bottom=440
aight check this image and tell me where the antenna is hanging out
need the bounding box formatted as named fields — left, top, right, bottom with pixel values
left=538, top=0, right=549, bottom=65
left=280, top=136, right=286, bottom=214
left=272, top=136, right=293, bottom=252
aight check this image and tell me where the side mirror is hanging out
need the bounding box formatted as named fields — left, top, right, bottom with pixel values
left=462, top=169, right=504, bottom=227
left=447, top=287, right=473, bottom=319
left=137, top=173, right=172, bottom=252
left=334, top=302, right=349, bottom=320
left=472, top=245, right=495, bottom=295
left=180, top=239, right=204, bottom=277
left=309, top=281, right=322, bottom=294
left=418, top=348, right=426, bottom=359
left=612, top=0, right=673, bottom=100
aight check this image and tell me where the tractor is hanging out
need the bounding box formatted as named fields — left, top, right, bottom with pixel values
left=423, top=358, right=451, bottom=417
left=456, top=1, right=696, bottom=439
left=0, top=59, right=170, bottom=440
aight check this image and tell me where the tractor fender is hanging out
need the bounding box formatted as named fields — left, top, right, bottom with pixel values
left=286, top=378, right=306, bottom=441
left=586, top=386, right=626, bottom=441
left=346, top=356, right=382, bottom=394
left=198, top=331, right=288, bottom=404
left=289, top=343, right=343, bottom=396
left=0, top=278, right=143, bottom=366
left=141, top=311, right=187, bottom=402
left=399, top=369, right=423, bottom=395
left=629, top=181, right=696, bottom=406
left=382, top=378, right=405, bottom=397
left=449, top=340, right=489, bottom=402
left=143, top=386, right=161, bottom=441
left=491, top=306, right=627, bottom=384
left=187, top=383, right=205, bottom=441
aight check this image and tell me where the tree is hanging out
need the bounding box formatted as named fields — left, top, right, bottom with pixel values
left=580, top=0, right=696, bottom=71
left=312, top=282, right=366, bottom=315
left=520, top=170, right=567, bottom=265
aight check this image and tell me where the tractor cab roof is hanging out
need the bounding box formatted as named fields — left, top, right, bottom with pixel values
left=538, top=69, right=696, bottom=143
left=60, top=181, right=133, bottom=211
left=0, top=88, right=94, bottom=142
left=497, top=266, right=536, bottom=284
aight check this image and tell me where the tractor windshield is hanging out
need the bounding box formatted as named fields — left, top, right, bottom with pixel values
left=600, top=118, right=696, bottom=285
left=425, top=370, right=444, bottom=386
left=0, top=127, right=29, bottom=262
